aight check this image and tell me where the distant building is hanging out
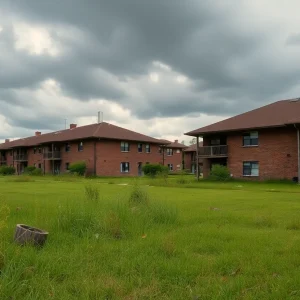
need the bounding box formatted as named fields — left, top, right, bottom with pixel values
left=185, top=99, right=300, bottom=181
left=0, top=122, right=171, bottom=176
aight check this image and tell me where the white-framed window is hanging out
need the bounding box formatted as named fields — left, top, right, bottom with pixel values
left=66, top=162, right=70, bottom=170
left=145, top=144, right=150, bottom=153
left=243, top=131, right=258, bottom=146
left=167, top=164, right=173, bottom=171
left=78, top=141, right=83, bottom=152
left=166, top=148, right=173, bottom=156
left=138, top=143, right=143, bottom=153
left=243, top=161, right=259, bottom=176
left=120, top=162, right=130, bottom=173
left=121, top=142, right=130, bottom=152
left=158, top=147, right=162, bottom=154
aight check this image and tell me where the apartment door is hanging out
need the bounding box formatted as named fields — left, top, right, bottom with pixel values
left=20, top=162, right=28, bottom=174
left=138, top=162, right=143, bottom=176
left=53, top=161, right=61, bottom=175
left=192, top=164, right=195, bottom=174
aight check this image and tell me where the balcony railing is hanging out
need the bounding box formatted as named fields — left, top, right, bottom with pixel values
left=0, top=157, right=6, bottom=164
left=43, top=151, right=61, bottom=160
left=198, top=145, right=228, bottom=158
left=14, top=154, right=28, bottom=161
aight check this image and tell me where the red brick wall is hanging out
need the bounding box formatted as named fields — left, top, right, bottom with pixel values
left=2, top=140, right=188, bottom=176
left=95, top=140, right=162, bottom=176
left=59, top=140, right=95, bottom=175
left=184, top=152, right=192, bottom=171
left=227, top=128, right=298, bottom=180
left=163, top=148, right=184, bottom=172
left=202, top=127, right=298, bottom=180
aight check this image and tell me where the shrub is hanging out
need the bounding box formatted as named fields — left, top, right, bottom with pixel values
left=0, top=166, right=15, bottom=175
left=23, top=166, right=43, bottom=176
left=142, top=164, right=168, bottom=178
left=24, top=166, right=36, bottom=174
left=209, top=165, right=231, bottom=181
left=31, top=168, right=43, bottom=176
left=69, top=161, right=86, bottom=176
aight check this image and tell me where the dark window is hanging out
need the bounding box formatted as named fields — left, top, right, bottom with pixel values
left=145, top=144, right=150, bottom=153
left=138, top=143, right=143, bottom=153
left=78, top=141, right=83, bottom=152
left=38, top=163, right=42, bottom=169
left=121, top=142, right=129, bottom=152
left=65, top=143, right=71, bottom=152
left=38, top=147, right=42, bottom=154
left=166, top=148, right=173, bottom=156
left=66, top=162, right=70, bottom=170
left=243, top=132, right=258, bottom=146
left=167, top=164, right=173, bottom=171
left=243, top=161, right=259, bottom=176
left=10, top=150, right=13, bottom=156
left=120, top=162, right=130, bottom=173
left=210, top=138, right=220, bottom=145
left=33, top=148, right=37, bottom=154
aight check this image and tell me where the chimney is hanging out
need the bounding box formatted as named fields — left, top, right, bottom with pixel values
left=70, top=124, right=77, bottom=129
left=98, top=111, right=103, bottom=123
left=5, top=139, right=10, bottom=143
left=175, top=140, right=178, bottom=143
left=35, top=131, right=41, bottom=136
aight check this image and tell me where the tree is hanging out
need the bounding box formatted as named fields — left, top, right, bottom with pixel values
left=181, top=140, right=185, bottom=145
left=189, top=138, right=196, bottom=145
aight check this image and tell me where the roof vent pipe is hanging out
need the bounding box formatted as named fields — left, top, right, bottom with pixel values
left=98, top=111, right=103, bottom=123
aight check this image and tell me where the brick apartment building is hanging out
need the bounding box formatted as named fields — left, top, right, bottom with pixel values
left=159, top=140, right=187, bottom=172
left=184, top=142, right=203, bottom=174
left=0, top=122, right=179, bottom=176
left=185, top=99, right=300, bottom=181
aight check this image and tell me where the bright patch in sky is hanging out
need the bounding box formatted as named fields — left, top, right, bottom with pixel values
left=13, top=23, right=60, bottom=56
left=149, top=73, right=159, bottom=82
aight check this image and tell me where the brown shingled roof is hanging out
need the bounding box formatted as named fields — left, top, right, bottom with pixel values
left=185, top=99, right=300, bottom=136
left=0, top=122, right=169, bottom=150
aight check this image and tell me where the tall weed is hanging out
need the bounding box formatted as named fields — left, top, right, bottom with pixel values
left=85, top=185, right=99, bottom=202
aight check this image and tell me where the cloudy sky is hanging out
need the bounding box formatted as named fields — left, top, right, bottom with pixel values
left=1, top=0, right=300, bottom=143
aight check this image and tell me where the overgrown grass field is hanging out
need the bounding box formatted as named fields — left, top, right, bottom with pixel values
left=1, top=176, right=300, bottom=299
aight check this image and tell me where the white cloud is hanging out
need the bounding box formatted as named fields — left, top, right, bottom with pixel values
left=13, top=22, right=60, bottom=56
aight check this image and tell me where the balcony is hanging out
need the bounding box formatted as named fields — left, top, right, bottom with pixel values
left=14, top=154, right=28, bottom=162
left=43, top=151, right=61, bottom=160
left=0, top=157, right=7, bottom=165
left=198, top=145, right=228, bottom=158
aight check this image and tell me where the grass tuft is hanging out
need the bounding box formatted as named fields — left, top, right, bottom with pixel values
left=253, top=215, right=276, bottom=228
left=84, top=184, right=99, bottom=202
left=8, top=176, right=35, bottom=182
left=129, top=184, right=149, bottom=205
left=286, top=219, right=300, bottom=230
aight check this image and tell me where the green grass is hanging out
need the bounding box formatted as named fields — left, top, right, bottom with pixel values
left=1, top=176, right=300, bottom=299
